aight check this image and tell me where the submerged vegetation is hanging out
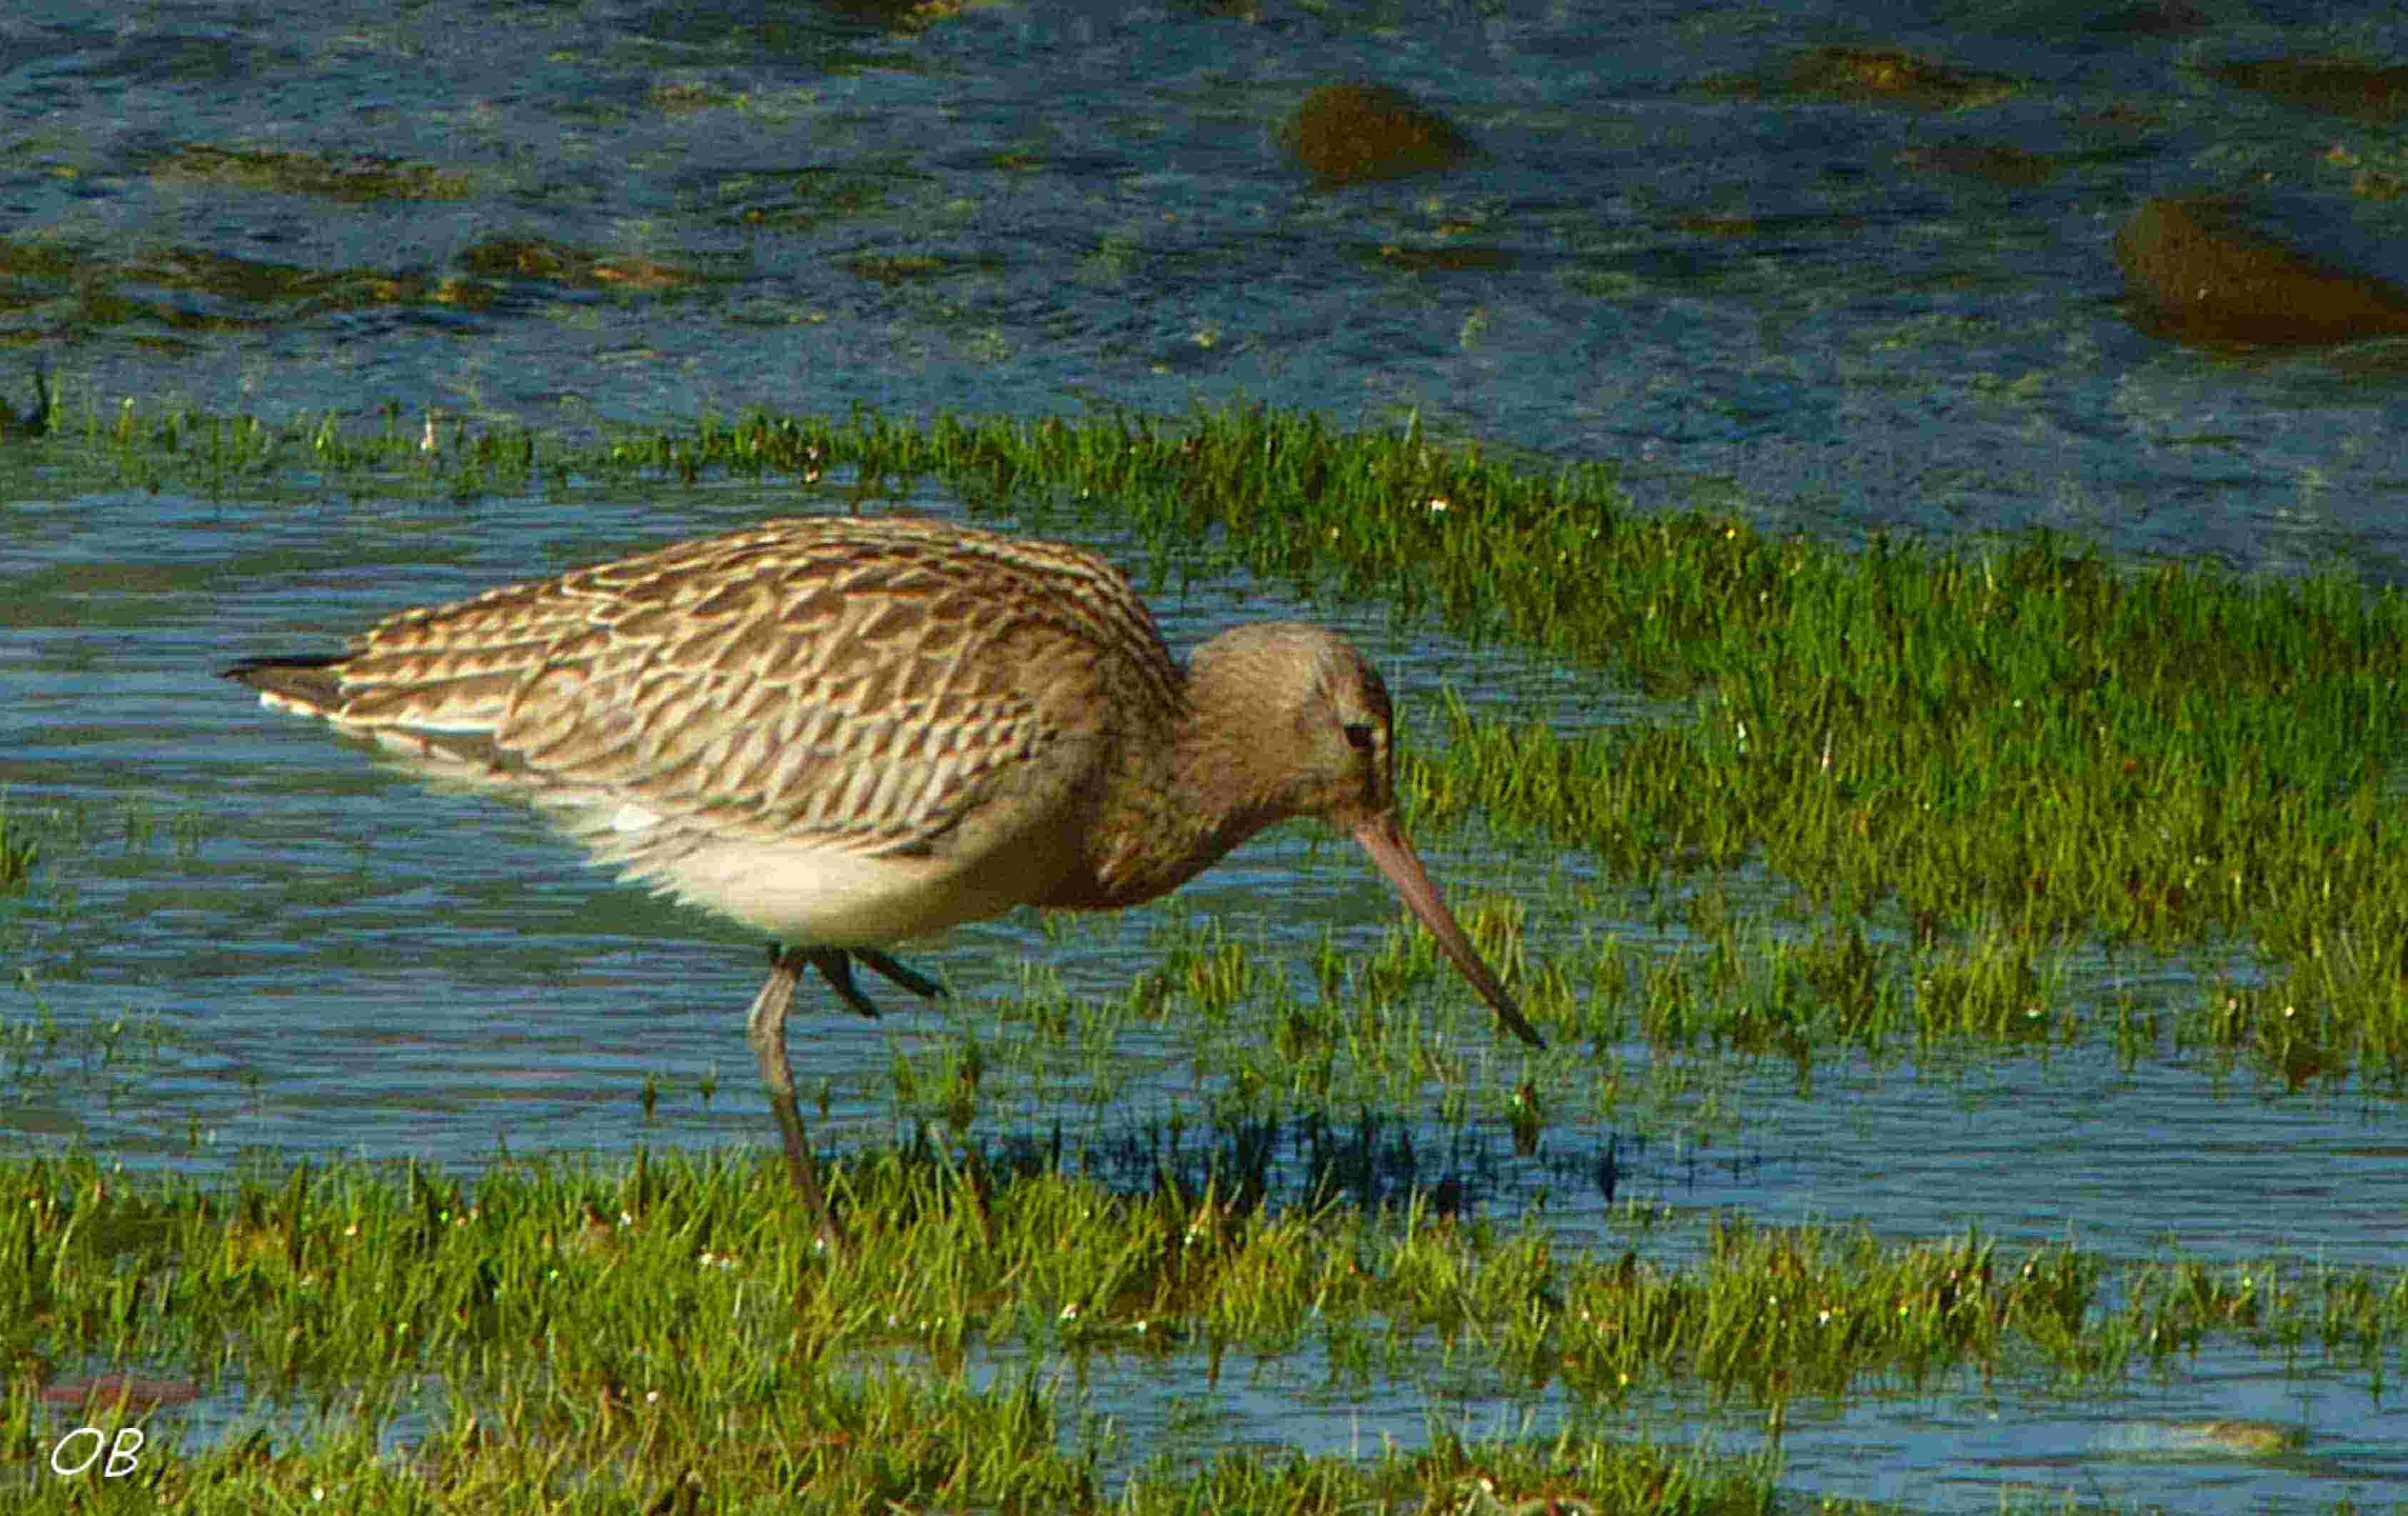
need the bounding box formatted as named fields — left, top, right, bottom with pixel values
left=5, top=390, right=2404, bottom=1505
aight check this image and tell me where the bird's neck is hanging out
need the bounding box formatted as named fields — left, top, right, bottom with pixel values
left=1042, top=650, right=1294, bottom=910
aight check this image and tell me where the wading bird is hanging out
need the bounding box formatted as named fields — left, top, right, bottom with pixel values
left=226, top=516, right=1544, bottom=1238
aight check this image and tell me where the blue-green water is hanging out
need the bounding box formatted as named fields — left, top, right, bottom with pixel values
left=8, top=0, right=2408, bottom=1506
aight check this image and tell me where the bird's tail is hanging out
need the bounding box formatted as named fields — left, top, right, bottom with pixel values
left=221, top=655, right=349, bottom=718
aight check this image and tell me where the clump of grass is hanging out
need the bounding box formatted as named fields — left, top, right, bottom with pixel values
left=1549, top=1217, right=2105, bottom=1406
left=0, top=808, right=35, bottom=896
left=9, top=1150, right=2402, bottom=1510
left=1120, top=1422, right=1802, bottom=1515
left=17, top=394, right=2408, bottom=1088
left=9, top=387, right=547, bottom=501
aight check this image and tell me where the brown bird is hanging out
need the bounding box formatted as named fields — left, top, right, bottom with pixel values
left=225, top=516, right=1544, bottom=1235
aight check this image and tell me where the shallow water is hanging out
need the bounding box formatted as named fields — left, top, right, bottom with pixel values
left=8, top=0, right=2408, bottom=1507
left=6, top=0, right=2408, bottom=577
left=8, top=478, right=2408, bottom=1509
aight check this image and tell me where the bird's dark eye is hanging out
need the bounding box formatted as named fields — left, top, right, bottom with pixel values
left=1343, top=722, right=1376, bottom=751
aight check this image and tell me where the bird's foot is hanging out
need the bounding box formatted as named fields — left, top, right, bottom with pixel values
left=785, top=945, right=945, bottom=1020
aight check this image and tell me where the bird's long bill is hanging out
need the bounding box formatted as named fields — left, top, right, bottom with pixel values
left=1351, top=812, right=1546, bottom=1050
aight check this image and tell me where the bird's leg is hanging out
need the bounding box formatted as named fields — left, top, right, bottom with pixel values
left=745, top=945, right=840, bottom=1247
left=751, top=945, right=948, bottom=1246
left=799, top=946, right=945, bottom=1018
left=800, top=948, right=884, bottom=1019
left=851, top=948, right=944, bottom=1003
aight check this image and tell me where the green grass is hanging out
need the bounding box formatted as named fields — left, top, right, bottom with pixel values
left=18, top=386, right=2402, bottom=1090
left=4, top=1149, right=2371, bottom=1512
left=64, top=391, right=2383, bottom=1005
left=7, top=388, right=2406, bottom=1505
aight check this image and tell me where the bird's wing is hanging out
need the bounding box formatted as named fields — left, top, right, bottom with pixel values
left=277, top=518, right=1175, bottom=862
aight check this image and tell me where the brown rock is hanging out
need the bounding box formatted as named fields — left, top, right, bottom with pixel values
left=2112, top=196, right=2408, bottom=346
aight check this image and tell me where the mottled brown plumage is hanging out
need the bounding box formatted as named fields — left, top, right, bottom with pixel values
left=226, top=516, right=1543, bottom=1238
